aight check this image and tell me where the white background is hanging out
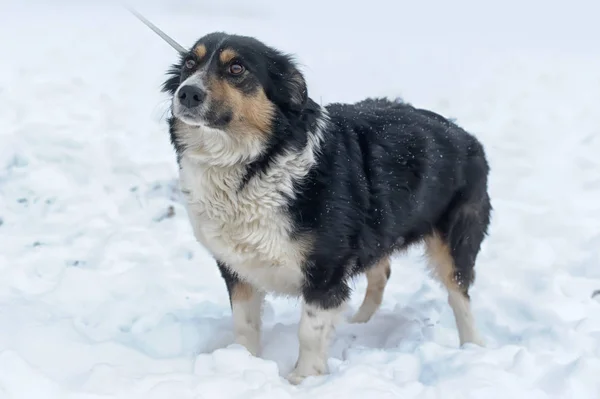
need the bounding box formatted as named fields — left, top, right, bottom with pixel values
left=1, top=0, right=599, bottom=397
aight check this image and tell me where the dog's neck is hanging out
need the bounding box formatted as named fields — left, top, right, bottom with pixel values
left=173, top=102, right=328, bottom=177
left=174, top=121, right=267, bottom=169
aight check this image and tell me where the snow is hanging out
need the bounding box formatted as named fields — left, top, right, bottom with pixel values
left=1, top=0, right=600, bottom=397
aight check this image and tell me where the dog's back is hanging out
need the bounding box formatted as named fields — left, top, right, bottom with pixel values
left=292, top=98, right=490, bottom=273
left=289, top=99, right=490, bottom=347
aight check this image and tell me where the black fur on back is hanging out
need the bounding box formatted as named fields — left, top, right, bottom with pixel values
left=290, top=97, right=491, bottom=308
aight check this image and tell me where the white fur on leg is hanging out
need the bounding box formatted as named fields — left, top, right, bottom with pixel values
left=448, top=289, right=484, bottom=346
left=231, top=288, right=265, bottom=356
left=288, top=302, right=344, bottom=384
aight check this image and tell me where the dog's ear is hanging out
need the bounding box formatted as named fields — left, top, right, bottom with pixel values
left=268, top=53, right=308, bottom=113
left=162, top=54, right=186, bottom=95
left=281, top=63, right=308, bottom=110
left=162, top=64, right=181, bottom=95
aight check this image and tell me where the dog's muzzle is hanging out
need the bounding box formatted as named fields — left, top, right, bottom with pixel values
left=178, top=85, right=206, bottom=109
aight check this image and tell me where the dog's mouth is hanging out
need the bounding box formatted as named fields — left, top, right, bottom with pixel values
left=173, top=101, right=234, bottom=131
left=172, top=103, right=208, bottom=127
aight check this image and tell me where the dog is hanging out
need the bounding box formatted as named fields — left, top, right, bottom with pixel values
left=162, top=32, right=491, bottom=384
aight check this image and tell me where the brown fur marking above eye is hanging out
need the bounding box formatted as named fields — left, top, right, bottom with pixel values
left=207, top=77, right=275, bottom=137
left=219, top=48, right=238, bottom=64
left=194, top=44, right=207, bottom=59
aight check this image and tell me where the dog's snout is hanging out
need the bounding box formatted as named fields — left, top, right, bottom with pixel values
left=178, top=85, right=206, bottom=108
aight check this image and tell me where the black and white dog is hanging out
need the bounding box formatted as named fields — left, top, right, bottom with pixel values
left=162, top=32, right=491, bottom=384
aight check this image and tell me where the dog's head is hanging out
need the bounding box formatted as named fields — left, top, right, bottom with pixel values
left=163, top=32, right=307, bottom=141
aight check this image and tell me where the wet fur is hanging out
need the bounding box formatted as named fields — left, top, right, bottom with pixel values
left=162, top=32, right=492, bottom=383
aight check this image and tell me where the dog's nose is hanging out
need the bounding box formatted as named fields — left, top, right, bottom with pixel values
left=178, top=85, right=206, bottom=108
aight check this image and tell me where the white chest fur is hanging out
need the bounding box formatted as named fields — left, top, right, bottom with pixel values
left=180, top=160, right=304, bottom=294
left=177, top=120, right=325, bottom=295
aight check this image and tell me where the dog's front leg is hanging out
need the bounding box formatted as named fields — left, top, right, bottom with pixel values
left=217, top=261, right=265, bottom=356
left=288, top=269, right=348, bottom=385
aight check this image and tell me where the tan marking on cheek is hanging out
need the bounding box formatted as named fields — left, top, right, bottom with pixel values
left=206, top=77, right=226, bottom=104
left=233, top=87, right=275, bottom=135
left=219, top=48, right=238, bottom=64
left=207, top=77, right=275, bottom=137
left=194, top=44, right=207, bottom=59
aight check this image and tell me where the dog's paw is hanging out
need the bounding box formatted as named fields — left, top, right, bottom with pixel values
left=287, top=359, right=328, bottom=385
left=461, top=335, right=485, bottom=348
left=286, top=371, right=307, bottom=385
left=234, top=332, right=260, bottom=357
left=287, top=368, right=326, bottom=385
left=349, top=311, right=371, bottom=324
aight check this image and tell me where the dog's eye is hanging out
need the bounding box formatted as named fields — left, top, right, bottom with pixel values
left=184, top=59, right=196, bottom=69
left=229, top=63, right=245, bottom=75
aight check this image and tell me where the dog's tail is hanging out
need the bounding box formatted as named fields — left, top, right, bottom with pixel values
left=436, top=139, right=492, bottom=292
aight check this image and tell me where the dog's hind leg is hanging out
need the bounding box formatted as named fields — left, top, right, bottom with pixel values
left=425, top=232, right=484, bottom=346
left=425, top=180, right=491, bottom=346
left=350, top=257, right=391, bottom=323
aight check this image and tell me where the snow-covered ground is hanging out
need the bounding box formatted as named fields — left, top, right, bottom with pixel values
left=1, top=0, right=600, bottom=397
